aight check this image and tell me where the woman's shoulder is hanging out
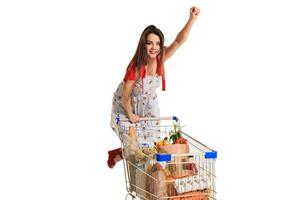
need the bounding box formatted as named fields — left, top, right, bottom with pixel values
left=123, top=62, right=139, bottom=82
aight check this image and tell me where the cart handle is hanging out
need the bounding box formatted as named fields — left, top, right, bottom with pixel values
left=116, top=116, right=178, bottom=124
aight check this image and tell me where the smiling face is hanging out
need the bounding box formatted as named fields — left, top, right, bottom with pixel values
left=145, top=33, right=161, bottom=59
left=130, top=25, right=164, bottom=69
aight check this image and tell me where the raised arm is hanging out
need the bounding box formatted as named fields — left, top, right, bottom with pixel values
left=163, top=6, right=200, bottom=62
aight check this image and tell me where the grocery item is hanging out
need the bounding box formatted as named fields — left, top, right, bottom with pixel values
left=169, top=124, right=187, bottom=144
left=146, top=163, right=167, bottom=200
left=135, top=147, right=158, bottom=165
left=171, top=189, right=211, bottom=200
left=159, top=144, right=190, bottom=179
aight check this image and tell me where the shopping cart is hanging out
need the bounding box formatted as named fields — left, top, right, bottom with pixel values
left=115, top=116, right=217, bottom=200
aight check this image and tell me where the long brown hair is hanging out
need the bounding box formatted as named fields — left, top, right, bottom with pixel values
left=126, top=25, right=165, bottom=72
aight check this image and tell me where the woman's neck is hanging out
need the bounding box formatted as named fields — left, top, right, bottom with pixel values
left=147, top=57, right=156, bottom=65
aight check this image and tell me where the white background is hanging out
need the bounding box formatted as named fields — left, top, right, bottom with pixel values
left=1, top=0, right=300, bottom=199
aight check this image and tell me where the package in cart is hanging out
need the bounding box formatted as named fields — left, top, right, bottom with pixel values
left=146, top=163, right=168, bottom=199
left=159, top=143, right=192, bottom=179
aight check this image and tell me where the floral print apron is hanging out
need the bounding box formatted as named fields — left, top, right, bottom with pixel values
left=110, top=75, right=162, bottom=148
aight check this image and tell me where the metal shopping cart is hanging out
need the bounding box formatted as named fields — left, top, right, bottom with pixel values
left=115, top=116, right=217, bottom=200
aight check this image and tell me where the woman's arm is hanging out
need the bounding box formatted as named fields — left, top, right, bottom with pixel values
left=121, top=80, right=140, bottom=123
left=163, top=6, right=200, bottom=62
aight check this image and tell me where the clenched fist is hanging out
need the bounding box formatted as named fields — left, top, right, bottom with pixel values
left=190, top=6, right=200, bottom=20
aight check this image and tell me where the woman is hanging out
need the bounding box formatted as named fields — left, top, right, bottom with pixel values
left=108, top=6, right=200, bottom=168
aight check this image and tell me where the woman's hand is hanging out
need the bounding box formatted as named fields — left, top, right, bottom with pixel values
left=190, top=6, right=200, bottom=20
left=128, top=113, right=140, bottom=123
